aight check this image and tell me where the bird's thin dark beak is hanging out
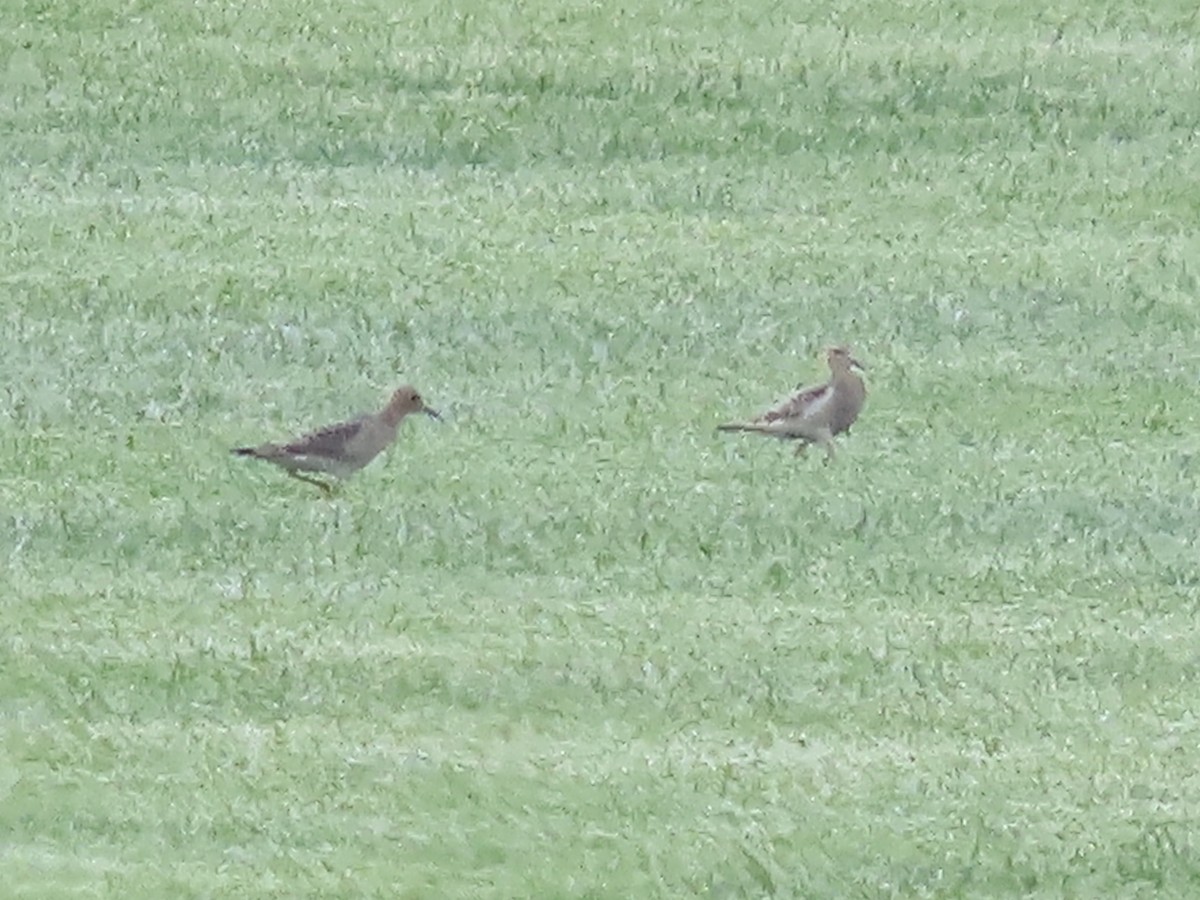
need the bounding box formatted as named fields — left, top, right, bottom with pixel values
left=424, top=407, right=442, bottom=420
left=849, top=357, right=866, bottom=371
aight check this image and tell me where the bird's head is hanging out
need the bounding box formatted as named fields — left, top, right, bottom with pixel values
left=826, top=346, right=865, bottom=372
left=390, top=385, right=441, bottom=421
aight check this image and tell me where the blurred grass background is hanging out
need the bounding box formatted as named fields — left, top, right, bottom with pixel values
left=3, top=0, right=1200, bottom=895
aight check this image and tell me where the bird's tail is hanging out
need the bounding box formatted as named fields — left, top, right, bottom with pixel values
left=717, top=422, right=761, bottom=434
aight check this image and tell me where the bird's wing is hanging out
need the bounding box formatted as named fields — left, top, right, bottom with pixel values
left=282, top=414, right=368, bottom=458
left=758, top=381, right=831, bottom=423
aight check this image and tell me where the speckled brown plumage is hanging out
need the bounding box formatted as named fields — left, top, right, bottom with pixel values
left=718, top=347, right=866, bottom=460
left=233, top=385, right=439, bottom=494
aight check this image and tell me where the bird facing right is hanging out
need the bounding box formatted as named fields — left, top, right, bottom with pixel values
left=717, top=346, right=866, bottom=460
left=232, top=385, right=439, bottom=494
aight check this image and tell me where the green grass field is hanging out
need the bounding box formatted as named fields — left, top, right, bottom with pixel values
left=5, top=0, right=1200, bottom=895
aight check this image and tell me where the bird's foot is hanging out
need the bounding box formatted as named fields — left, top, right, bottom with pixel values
left=288, top=471, right=336, bottom=496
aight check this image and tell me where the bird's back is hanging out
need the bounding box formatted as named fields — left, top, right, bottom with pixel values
left=279, top=413, right=397, bottom=476
left=759, top=381, right=832, bottom=425
left=284, top=415, right=368, bottom=460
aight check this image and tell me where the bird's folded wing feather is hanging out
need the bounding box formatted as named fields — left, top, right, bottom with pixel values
left=283, top=415, right=367, bottom=458
left=759, top=382, right=830, bottom=423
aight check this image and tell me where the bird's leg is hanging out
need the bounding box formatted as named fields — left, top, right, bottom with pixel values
left=811, top=427, right=836, bottom=463
left=287, top=470, right=335, bottom=496
left=793, top=440, right=810, bottom=458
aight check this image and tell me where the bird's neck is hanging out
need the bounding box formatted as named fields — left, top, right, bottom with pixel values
left=832, top=368, right=863, bottom=392
left=379, top=405, right=408, bottom=428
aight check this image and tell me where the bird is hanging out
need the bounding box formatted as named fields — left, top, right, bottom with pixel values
left=717, top=346, right=866, bottom=460
left=232, top=385, right=439, bottom=494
